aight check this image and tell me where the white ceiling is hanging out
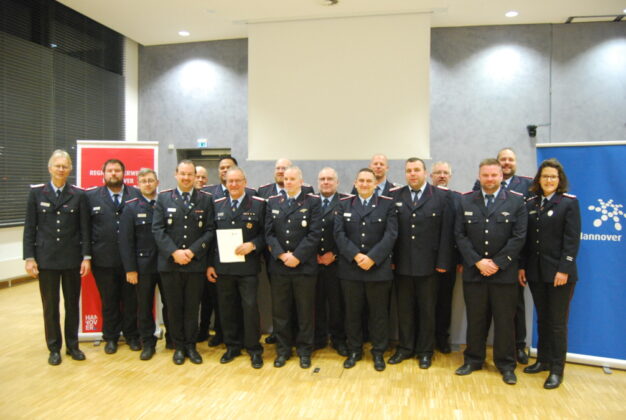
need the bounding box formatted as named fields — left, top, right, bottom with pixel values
left=57, top=0, right=625, bottom=46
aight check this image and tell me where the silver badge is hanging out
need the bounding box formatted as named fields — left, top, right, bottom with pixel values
left=167, top=219, right=172, bottom=225
left=302, top=220, right=307, bottom=227
left=199, top=221, right=203, bottom=227
left=547, top=210, right=554, bottom=217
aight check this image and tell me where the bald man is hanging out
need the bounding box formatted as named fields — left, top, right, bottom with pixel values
left=351, top=154, right=397, bottom=197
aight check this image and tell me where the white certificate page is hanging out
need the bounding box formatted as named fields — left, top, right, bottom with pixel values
left=216, top=229, right=245, bottom=263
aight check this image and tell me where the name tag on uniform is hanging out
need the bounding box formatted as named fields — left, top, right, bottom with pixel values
left=92, top=206, right=100, bottom=211
left=501, top=212, right=510, bottom=216
left=464, top=211, right=473, bottom=216
left=167, top=208, right=176, bottom=212
left=217, top=212, right=224, bottom=217
left=344, top=212, right=352, bottom=217
left=137, top=213, right=147, bottom=218
left=272, top=209, right=280, bottom=214
left=300, top=208, right=308, bottom=213
left=41, top=202, right=51, bottom=207
left=395, top=202, right=402, bottom=207
left=529, top=210, right=537, bottom=215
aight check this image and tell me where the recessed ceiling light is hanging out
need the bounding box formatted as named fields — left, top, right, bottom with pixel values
left=505, top=11, right=519, bottom=18
left=178, top=30, right=190, bottom=37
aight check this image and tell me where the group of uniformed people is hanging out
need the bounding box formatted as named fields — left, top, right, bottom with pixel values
left=24, top=147, right=580, bottom=390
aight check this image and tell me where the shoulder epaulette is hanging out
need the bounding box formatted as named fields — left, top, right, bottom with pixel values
left=339, top=193, right=354, bottom=198
left=86, top=186, right=98, bottom=191
left=252, top=195, right=266, bottom=202
left=307, top=193, right=320, bottom=198
left=462, top=191, right=474, bottom=195
left=563, top=193, right=577, bottom=199
left=258, top=183, right=272, bottom=189
left=389, top=186, right=403, bottom=192
left=125, top=197, right=139, bottom=204
left=379, top=195, right=392, bottom=200
left=340, top=195, right=352, bottom=201
left=71, top=185, right=85, bottom=191
left=391, top=182, right=401, bottom=187
left=214, top=196, right=227, bottom=203
left=30, top=183, right=44, bottom=188
left=268, top=194, right=282, bottom=200
left=159, top=188, right=173, bottom=193
left=303, top=183, right=313, bottom=187
left=436, top=185, right=449, bottom=191
left=199, top=190, right=212, bottom=196
left=509, top=190, right=523, bottom=196
left=519, top=175, right=533, bottom=180
left=206, top=184, right=219, bottom=188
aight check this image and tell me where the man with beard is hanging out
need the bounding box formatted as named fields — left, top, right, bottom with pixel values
left=86, top=159, right=141, bottom=354
left=23, top=149, right=91, bottom=365
left=473, top=148, right=532, bottom=364
left=119, top=168, right=171, bottom=359
left=455, top=158, right=527, bottom=385
left=153, top=160, right=215, bottom=365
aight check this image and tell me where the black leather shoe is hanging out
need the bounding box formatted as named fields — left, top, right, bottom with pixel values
left=208, top=335, right=223, bottom=347
left=544, top=373, right=563, bottom=389
left=274, top=354, right=289, bottom=367
left=373, top=354, right=386, bottom=371
left=173, top=349, right=185, bottom=365
left=437, top=342, right=452, bottom=354
left=186, top=346, right=203, bottom=364
left=516, top=348, right=529, bottom=364
left=127, top=339, right=142, bottom=351
left=299, top=355, right=312, bottom=369
left=66, top=348, right=86, bottom=361
left=388, top=351, right=411, bottom=365
left=265, top=334, right=277, bottom=344
left=104, top=340, right=118, bottom=354
left=502, top=370, right=517, bottom=385
left=418, top=355, right=432, bottom=369
left=251, top=354, right=263, bottom=369
left=455, top=363, right=482, bottom=376
left=343, top=353, right=362, bottom=369
left=220, top=349, right=241, bottom=364
left=333, top=343, right=349, bottom=357
left=48, top=351, right=62, bottom=366
left=524, top=361, right=550, bottom=374
left=140, top=346, right=155, bottom=361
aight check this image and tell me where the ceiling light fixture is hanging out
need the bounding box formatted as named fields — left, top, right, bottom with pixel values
left=505, top=11, right=519, bottom=18
left=178, top=30, right=190, bottom=37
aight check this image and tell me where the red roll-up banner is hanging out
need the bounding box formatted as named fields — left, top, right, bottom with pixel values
left=76, top=141, right=159, bottom=340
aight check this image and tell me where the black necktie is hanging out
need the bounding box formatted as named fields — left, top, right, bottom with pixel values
left=485, top=194, right=494, bottom=209
left=412, top=189, right=420, bottom=205
left=149, top=200, right=156, bottom=207
left=231, top=199, right=238, bottom=213
left=322, top=198, right=329, bottom=209
left=113, top=194, right=120, bottom=207
left=362, top=199, right=368, bottom=207
left=280, top=189, right=287, bottom=198
left=541, top=197, right=548, bottom=209
left=287, top=198, right=294, bottom=207
left=56, top=189, right=62, bottom=199
left=182, top=192, right=190, bottom=206
left=375, top=186, right=381, bottom=196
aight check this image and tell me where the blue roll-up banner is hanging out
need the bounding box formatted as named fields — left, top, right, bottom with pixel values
left=536, top=142, right=626, bottom=369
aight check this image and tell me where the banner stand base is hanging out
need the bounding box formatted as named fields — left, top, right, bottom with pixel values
left=530, top=347, right=626, bottom=371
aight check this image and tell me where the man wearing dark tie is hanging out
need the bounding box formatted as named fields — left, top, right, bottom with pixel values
left=388, top=158, right=455, bottom=369
left=152, top=160, right=215, bottom=365
left=265, top=166, right=321, bottom=369
left=335, top=168, right=398, bottom=371
left=23, top=149, right=91, bottom=365
left=119, top=168, right=170, bottom=360
left=472, top=147, right=533, bottom=364
left=207, top=167, right=266, bottom=369
left=86, top=158, right=141, bottom=354
left=314, top=167, right=349, bottom=356
left=455, top=158, right=527, bottom=385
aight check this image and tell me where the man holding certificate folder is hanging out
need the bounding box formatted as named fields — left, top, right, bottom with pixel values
left=207, top=167, right=266, bottom=369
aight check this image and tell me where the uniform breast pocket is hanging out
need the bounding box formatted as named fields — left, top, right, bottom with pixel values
left=464, top=216, right=479, bottom=225
left=136, top=248, right=153, bottom=258
left=135, top=218, right=152, bottom=227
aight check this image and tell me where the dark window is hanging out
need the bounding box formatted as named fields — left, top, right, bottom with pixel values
left=0, top=0, right=124, bottom=226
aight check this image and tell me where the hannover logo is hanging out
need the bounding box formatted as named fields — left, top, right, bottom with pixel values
left=587, top=199, right=624, bottom=232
